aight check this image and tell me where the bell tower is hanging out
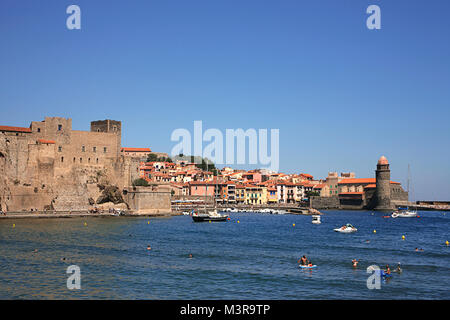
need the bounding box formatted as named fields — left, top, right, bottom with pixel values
left=374, top=155, right=392, bottom=210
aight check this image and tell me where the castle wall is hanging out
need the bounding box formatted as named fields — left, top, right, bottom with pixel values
left=310, top=195, right=340, bottom=209
left=0, top=117, right=141, bottom=212
left=125, top=187, right=171, bottom=214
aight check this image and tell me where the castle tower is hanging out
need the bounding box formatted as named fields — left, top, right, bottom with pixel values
left=374, top=155, right=392, bottom=210
left=90, top=120, right=122, bottom=158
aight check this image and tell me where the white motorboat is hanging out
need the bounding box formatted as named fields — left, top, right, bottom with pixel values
left=334, top=223, right=357, bottom=233
left=192, top=209, right=229, bottom=222
left=312, top=215, right=321, bottom=224
left=392, top=208, right=417, bottom=218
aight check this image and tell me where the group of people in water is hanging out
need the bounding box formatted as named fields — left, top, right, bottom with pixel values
left=298, top=255, right=402, bottom=274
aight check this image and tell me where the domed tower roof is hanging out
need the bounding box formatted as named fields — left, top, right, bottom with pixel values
left=377, top=156, right=389, bottom=165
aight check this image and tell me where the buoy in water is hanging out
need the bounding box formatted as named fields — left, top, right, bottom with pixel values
left=237, top=220, right=240, bottom=223
left=293, top=223, right=295, bottom=227
left=12, top=224, right=15, bottom=228
left=402, top=235, right=405, bottom=240
left=373, top=229, right=376, bottom=234
left=446, top=240, right=449, bottom=246
left=147, top=221, right=150, bottom=224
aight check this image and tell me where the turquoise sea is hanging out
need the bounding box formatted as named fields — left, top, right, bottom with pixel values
left=0, top=210, right=449, bottom=299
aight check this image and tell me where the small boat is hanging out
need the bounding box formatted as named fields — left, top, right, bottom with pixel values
left=392, top=208, right=417, bottom=218
left=112, top=209, right=124, bottom=216
left=377, top=270, right=392, bottom=278
left=312, top=215, right=321, bottom=224
left=182, top=211, right=190, bottom=216
left=299, top=264, right=317, bottom=269
left=334, top=223, right=357, bottom=233
left=192, top=210, right=229, bottom=222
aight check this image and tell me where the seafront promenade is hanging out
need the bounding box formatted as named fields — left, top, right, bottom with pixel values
left=0, top=210, right=173, bottom=219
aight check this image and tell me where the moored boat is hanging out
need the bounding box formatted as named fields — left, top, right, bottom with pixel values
left=192, top=210, right=229, bottom=222
left=312, top=215, right=321, bottom=224
left=392, top=207, right=417, bottom=218
left=334, top=223, right=357, bottom=233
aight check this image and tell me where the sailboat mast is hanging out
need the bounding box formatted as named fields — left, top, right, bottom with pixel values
left=407, top=164, right=410, bottom=194
left=205, top=160, right=208, bottom=212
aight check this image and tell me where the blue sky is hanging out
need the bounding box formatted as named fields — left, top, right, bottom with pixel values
left=1, top=0, right=449, bottom=200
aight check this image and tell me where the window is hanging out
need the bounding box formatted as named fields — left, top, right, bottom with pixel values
left=37, top=128, right=41, bottom=133
left=58, top=124, right=62, bottom=131
left=80, top=158, right=82, bottom=163
left=58, top=146, right=62, bottom=152
left=61, top=157, right=64, bottom=163
left=73, top=157, right=75, bottom=163
left=93, top=147, right=96, bottom=153
left=103, top=147, right=107, bottom=153
left=88, top=158, right=91, bottom=163
left=82, top=146, right=85, bottom=152
left=96, top=158, right=99, bottom=164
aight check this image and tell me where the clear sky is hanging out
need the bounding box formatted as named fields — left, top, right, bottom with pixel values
left=1, top=0, right=449, bottom=200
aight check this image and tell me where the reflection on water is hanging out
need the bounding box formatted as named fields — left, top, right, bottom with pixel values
left=0, top=211, right=449, bottom=299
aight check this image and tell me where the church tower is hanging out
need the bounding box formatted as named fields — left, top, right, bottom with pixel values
left=375, top=155, right=392, bottom=210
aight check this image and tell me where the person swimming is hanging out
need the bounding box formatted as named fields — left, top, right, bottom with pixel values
left=147, top=245, right=152, bottom=251
left=352, top=259, right=359, bottom=268
left=395, top=263, right=402, bottom=273
left=297, top=255, right=309, bottom=266
left=385, top=265, right=391, bottom=275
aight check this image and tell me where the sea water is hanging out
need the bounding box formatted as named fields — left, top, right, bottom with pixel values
left=0, top=210, right=448, bottom=299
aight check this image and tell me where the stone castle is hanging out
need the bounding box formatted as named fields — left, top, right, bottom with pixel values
left=0, top=117, right=169, bottom=213
left=311, top=156, right=409, bottom=210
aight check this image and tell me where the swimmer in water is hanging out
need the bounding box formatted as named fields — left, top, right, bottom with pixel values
left=188, top=253, right=193, bottom=259
left=385, top=265, right=391, bottom=275
left=297, top=255, right=309, bottom=266
left=147, top=245, right=152, bottom=251
left=352, top=259, right=359, bottom=268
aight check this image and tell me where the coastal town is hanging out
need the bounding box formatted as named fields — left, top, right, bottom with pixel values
left=1, top=117, right=448, bottom=217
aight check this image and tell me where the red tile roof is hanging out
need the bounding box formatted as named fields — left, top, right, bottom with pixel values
left=339, top=192, right=364, bottom=195
left=0, top=126, right=32, bottom=133
left=339, top=178, right=376, bottom=184
left=339, top=178, right=401, bottom=185
left=121, top=147, right=152, bottom=152
left=37, top=139, right=55, bottom=144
